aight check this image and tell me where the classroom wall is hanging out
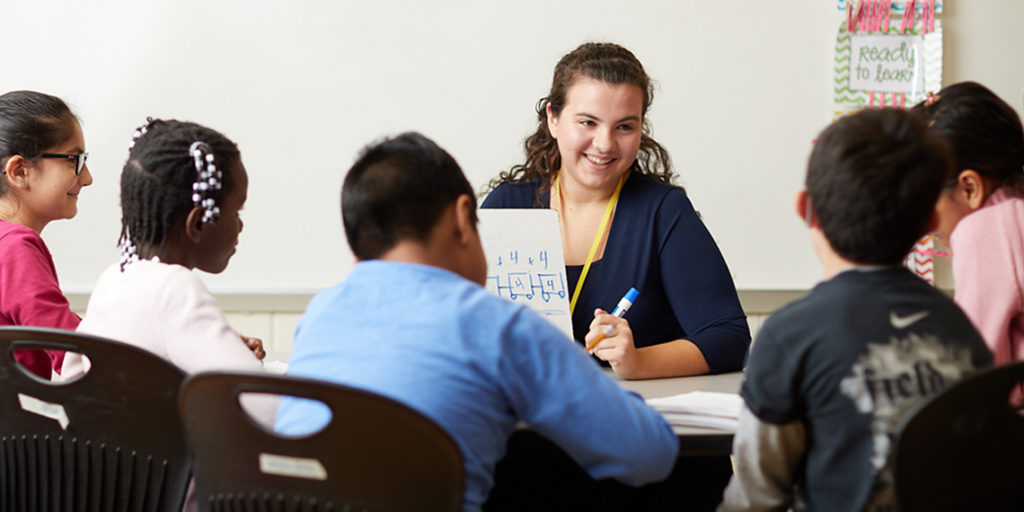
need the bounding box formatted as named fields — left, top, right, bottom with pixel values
left=57, top=289, right=845, bottom=359
left=65, top=292, right=778, bottom=361
left=6, top=1, right=1024, bottom=341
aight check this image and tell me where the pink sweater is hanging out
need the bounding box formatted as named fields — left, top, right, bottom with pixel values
left=0, top=220, right=79, bottom=377
left=951, top=187, right=1024, bottom=365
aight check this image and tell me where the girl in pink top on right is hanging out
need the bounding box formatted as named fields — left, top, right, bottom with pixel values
left=911, top=81, right=1024, bottom=365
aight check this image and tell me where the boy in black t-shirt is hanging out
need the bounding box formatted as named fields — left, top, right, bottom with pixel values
left=718, top=109, right=992, bottom=512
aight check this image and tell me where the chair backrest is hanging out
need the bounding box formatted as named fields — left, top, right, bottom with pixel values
left=0, top=326, right=190, bottom=512
left=179, top=372, right=464, bottom=512
left=893, top=361, right=1024, bottom=512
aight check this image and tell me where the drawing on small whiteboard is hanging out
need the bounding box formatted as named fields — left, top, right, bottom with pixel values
left=478, top=209, right=573, bottom=338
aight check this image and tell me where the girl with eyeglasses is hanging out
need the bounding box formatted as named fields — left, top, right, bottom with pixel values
left=0, top=90, right=93, bottom=379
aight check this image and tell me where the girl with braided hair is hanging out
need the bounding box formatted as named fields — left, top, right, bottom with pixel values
left=0, top=90, right=93, bottom=378
left=61, top=119, right=267, bottom=384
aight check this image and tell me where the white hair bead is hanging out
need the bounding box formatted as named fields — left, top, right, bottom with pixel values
left=189, top=140, right=223, bottom=224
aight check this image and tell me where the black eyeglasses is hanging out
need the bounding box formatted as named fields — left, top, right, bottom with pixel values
left=38, top=152, right=89, bottom=176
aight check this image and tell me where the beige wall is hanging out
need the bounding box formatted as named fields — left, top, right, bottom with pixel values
left=70, top=254, right=956, bottom=359
left=943, top=0, right=1024, bottom=120
left=68, top=290, right=803, bottom=361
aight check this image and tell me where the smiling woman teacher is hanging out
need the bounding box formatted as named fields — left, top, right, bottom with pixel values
left=482, top=42, right=750, bottom=379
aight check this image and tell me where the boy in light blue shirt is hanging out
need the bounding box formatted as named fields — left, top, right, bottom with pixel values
left=276, top=132, right=677, bottom=512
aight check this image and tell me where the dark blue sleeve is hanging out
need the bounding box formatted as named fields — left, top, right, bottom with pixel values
left=480, top=181, right=543, bottom=209
left=741, top=316, right=803, bottom=424
left=655, top=190, right=751, bottom=373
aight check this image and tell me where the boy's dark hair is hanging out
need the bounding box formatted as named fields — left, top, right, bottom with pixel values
left=909, top=81, right=1024, bottom=189
left=342, top=132, right=477, bottom=260
left=121, top=119, right=240, bottom=258
left=0, top=90, right=79, bottom=196
left=807, top=108, right=952, bottom=264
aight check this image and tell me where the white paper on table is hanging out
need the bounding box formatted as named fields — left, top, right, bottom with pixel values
left=656, top=413, right=739, bottom=432
left=645, top=391, right=743, bottom=431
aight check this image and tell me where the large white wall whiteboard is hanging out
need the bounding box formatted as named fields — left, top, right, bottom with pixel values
left=2, top=1, right=1022, bottom=293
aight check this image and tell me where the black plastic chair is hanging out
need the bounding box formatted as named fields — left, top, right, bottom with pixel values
left=0, top=326, right=190, bottom=512
left=179, top=372, right=464, bottom=512
left=893, top=361, right=1024, bottom=512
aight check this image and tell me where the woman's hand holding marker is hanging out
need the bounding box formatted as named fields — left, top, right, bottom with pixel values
left=584, top=287, right=643, bottom=376
left=585, top=287, right=638, bottom=352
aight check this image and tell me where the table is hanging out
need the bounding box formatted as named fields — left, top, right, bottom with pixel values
left=612, top=370, right=745, bottom=456
left=487, top=371, right=744, bottom=511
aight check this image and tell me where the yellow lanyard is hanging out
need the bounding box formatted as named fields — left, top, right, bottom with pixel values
left=556, top=172, right=627, bottom=315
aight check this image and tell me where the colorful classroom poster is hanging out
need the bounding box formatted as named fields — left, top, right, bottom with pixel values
left=834, top=1, right=942, bottom=117
left=849, top=34, right=926, bottom=93
left=835, top=1, right=946, bottom=285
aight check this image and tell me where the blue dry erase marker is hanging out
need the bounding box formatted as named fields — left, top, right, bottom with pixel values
left=610, top=287, right=639, bottom=317
left=585, top=287, right=639, bottom=352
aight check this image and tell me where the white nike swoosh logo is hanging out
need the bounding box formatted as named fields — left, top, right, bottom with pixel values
left=890, top=310, right=930, bottom=329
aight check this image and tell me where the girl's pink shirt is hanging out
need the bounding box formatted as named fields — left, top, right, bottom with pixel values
left=0, top=220, right=79, bottom=377
left=950, top=187, right=1024, bottom=365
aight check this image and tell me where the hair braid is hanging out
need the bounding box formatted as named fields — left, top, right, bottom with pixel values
left=118, top=119, right=239, bottom=268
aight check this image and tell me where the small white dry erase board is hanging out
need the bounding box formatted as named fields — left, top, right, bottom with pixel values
left=477, top=209, right=573, bottom=338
